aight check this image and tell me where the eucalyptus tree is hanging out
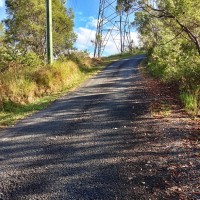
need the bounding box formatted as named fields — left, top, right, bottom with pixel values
left=117, top=0, right=200, bottom=55
left=0, top=22, right=4, bottom=43
left=4, top=0, right=76, bottom=59
left=117, top=0, right=200, bottom=114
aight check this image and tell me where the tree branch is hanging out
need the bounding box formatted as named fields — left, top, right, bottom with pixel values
left=140, top=2, right=200, bottom=55
left=158, top=31, right=183, bottom=46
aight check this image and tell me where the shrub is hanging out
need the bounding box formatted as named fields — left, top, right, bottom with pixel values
left=0, top=58, right=83, bottom=105
left=0, top=46, right=97, bottom=112
left=1, top=69, right=37, bottom=104
left=180, top=91, right=199, bottom=116
left=147, top=41, right=200, bottom=115
left=61, top=50, right=91, bottom=67
left=33, top=60, right=81, bottom=93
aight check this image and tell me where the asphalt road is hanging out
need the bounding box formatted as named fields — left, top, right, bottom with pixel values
left=0, top=55, right=147, bottom=200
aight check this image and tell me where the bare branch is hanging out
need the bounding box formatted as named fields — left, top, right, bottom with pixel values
left=158, top=31, right=183, bottom=46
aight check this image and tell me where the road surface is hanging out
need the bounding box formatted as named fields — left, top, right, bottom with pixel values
left=0, top=55, right=154, bottom=200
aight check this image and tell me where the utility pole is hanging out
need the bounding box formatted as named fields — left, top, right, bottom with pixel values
left=46, top=0, right=53, bottom=64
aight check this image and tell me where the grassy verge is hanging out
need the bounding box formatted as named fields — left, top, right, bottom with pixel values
left=0, top=65, right=104, bottom=128
left=0, top=52, right=135, bottom=128
left=141, top=56, right=200, bottom=117
left=101, top=50, right=145, bottom=66
left=146, top=47, right=200, bottom=116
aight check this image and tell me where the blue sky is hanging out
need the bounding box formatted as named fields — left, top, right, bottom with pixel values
left=66, top=0, right=139, bottom=56
left=67, top=0, right=99, bottom=28
left=0, top=0, right=139, bottom=56
left=66, top=0, right=100, bottom=55
left=0, top=0, right=6, bottom=20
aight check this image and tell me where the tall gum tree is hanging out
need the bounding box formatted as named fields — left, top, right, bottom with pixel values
left=4, top=0, right=76, bottom=59
left=117, top=0, right=200, bottom=55
left=117, top=0, right=200, bottom=112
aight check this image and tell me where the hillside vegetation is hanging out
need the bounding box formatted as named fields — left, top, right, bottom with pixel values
left=0, top=0, right=101, bottom=127
left=0, top=50, right=135, bottom=127
left=0, top=50, right=104, bottom=127
left=118, top=0, right=200, bottom=115
left=0, top=0, right=138, bottom=127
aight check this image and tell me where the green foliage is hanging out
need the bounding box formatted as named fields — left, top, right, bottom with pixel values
left=0, top=56, right=108, bottom=126
left=0, top=60, right=84, bottom=104
left=63, top=50, right=91, bottom=66
left=33, top=61, right=82, bottom=93
left=118, top=0, right=200, bottom=114
left=180, top=91, right=199, bottom=115
left=20, top=51, right=43, bottom=67
left=0, top=44, right=43, bottom=72
left=147, top=39, right=200, bottom=114
left=0, top=67, right=37, bottom=104
left=4, top=0, right=76, bottom=59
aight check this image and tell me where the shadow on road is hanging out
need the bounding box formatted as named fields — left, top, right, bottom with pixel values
left=0, top=55, right=199, bottom=200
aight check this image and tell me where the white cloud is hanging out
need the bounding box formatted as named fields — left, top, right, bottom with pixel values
left=75, top=27, right=118, bottom=56
left=130, top=31, right=140, bottom=46
left=75, top=27, right=96, bottom=51
left=75, top=16, right=140, bottom=57
left=0, top=0, right=4, bottom=7
left=86, top=16, right=98, bottom=29
left=75, top=26, right=140, bottom=57
left=103, top=39, right=119, bottom=56
left=101, top=31, right=140, bottom=56
left=75, top=16, right=120, bottom=56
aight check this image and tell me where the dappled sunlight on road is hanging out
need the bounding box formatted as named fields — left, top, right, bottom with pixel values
left=0, top=55, right=199, bottom=199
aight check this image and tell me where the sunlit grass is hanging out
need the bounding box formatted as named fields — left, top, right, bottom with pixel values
left=0, top=51, right=144, bottom=128
left=0, top=55, right=118, bottom=127
left=180, top=92, right=199, bottom=116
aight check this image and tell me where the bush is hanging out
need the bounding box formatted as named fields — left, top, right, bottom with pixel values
left=147, top=40, right=200, bottom=115
left=0, top=45, right=98, bottom=111
left=1, top=69, right=37, bottom=104
left=0, top=45, right=43, bottom=72
left=33, top=60, right=81, bottom=93
left=180, top=91, right=199, bottom=115
left=61, top=50, right=92, bottom=67
left=0, top=59, right=86, bottom=106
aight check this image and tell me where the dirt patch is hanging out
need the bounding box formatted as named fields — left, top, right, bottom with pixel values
left=119, top=63, right=200, bottom=200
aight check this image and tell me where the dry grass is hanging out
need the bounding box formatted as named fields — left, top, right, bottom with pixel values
left=0, top=57, right=105, bottom=127
left=0, top=60, right=83, bottom=105
left=0, top=52, right=138, bottom=127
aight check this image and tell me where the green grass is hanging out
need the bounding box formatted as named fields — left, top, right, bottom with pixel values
left=180, top=92, right=199, bottom=116
left=0, top=58, right=109, bottom=128
left=0, top=99, right=53, bottom=127
left=0, top=51, right=145, bottom=128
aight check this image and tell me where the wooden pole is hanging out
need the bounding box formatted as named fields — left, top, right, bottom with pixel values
left=46, top=0, right=53, bottom=64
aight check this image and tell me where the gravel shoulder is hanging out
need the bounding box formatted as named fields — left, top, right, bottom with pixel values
left=0, top=54, right=199, bottom=200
